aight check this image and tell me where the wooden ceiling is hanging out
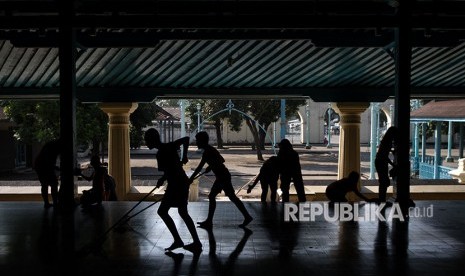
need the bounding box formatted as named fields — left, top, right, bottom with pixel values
left=1, top=1, right=465, bottom=102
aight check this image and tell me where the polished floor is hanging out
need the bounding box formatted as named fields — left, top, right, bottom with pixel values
left=1, top=200, right=465, bottom=276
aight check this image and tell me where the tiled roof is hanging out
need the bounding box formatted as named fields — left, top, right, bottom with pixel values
left=411, top=99, right=465, bottom=121
left=153, top=105, right=179, bottom=121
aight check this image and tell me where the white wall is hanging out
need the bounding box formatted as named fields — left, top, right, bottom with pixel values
left=155, top=99, right=397, bottom=145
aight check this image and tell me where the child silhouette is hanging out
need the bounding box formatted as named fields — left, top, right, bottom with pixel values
left=145, top=128, right=202, bottom=253
left=247, top=156, right=279, bottom=203
left=188, top=131, right=253, bottom=229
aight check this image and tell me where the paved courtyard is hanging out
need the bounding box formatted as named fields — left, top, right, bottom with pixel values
left=1, top=136, right=464, bottom=201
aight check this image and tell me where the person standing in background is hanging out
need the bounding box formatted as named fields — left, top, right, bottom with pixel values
left=34, top=139, right=61, bottom=208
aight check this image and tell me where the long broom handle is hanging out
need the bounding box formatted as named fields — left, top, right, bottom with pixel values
left=235, top=173, right=260, bottom=196
left=122, top=197, right=164, bottom=223
left=76, top=183, right=164, bottom=256
left=122, top=172, right=207, bottom=224
left=100, top=184, right=163, bottom=237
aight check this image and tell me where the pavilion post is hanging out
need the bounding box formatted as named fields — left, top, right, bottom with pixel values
left=394, top=0, right=413, bottom=214
left=422, top=123, right=427, bottom=162
left=58, top=1, right=77, bottom=210
left=434, top=123, right=442, bottom=179
left=280, top=99, right=286, bottom=141
left=446, top=121, right=454, bottom=162
left=460, top=123, right=464, bottom=159
left=370, top=103, right=378, bottom=180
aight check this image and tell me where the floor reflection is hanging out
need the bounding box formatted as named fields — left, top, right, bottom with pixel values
left=201, top=226, right=253, bottom=276
left=1, top=201, right=465, bottom=276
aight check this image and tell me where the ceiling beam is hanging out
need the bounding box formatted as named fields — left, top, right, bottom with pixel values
left=2, top=1, right=465, bottom=30
left=2, top=86, right=465, bottom=103
left=4, top=29, right=465, bottom=48
left=2, top=14, right=465, bottom=30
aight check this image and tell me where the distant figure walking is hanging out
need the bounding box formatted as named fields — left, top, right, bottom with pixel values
left=247, top=156, right=279, bottom=203
left=78, top=155, right=107, bottom=207
left=277, top=139, right=306, bottom=202
left=34, top=139, right=61, bottom=208
left=144, top=128, right=202, bottom=253
left=375, top=126, right=398, bottom=203
left=188, top=131, right=253, bottom=229
left=325, top=171, right=374, bottom=203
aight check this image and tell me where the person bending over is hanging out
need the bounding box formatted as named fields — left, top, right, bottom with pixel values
left=145, top=128, right=202, bottom=253
left=247, top=156, right=279, bottom=203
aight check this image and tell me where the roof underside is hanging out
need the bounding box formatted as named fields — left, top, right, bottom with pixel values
left=1, top=0, right=465, bottom=102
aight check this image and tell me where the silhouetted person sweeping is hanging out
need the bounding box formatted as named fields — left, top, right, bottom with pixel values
left=277, top=139, right=306, bottom=202
left=34, top=139, right=61, bottom=208
left=375, top=126, right=398, bottom=203
left=247, top=156, right=279, bottom=203
left=188, top=131, right=253, bottom=229
left=325, top=171, right=374, bottom=203
left=144, top=128, right=202, bottom=253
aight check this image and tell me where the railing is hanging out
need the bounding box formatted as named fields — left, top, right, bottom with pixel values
left=411, top=156, right=420, bottom=175
left=439, top=166, right=453, bottom=179
left=419, top=162, right=453, bottom=179
left=410, top=154, right=454, bottom=179
left=419, top=163, right=434, bottom=179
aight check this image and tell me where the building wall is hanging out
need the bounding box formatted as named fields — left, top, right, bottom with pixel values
left=296, top=99, right=395, bottom=145
left=157, top=99, right=397, bottom=146
left=222, top=118, right=257, bottom=144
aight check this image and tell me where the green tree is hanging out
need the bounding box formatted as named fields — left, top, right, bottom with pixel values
left=238, top=99, right=303, bottom=160
left=129, top=102, right=159, bottom=149
left=249, top=99, right=305, bottom=150
left=76, top=103, right=108, bottom=155
left=1, top=100, right=60, bottom=143
left=186, top=99, right=233, bottom=149
left=1, top=100, right=108, bottom=154
left=184, top=99, right=305, bottom=161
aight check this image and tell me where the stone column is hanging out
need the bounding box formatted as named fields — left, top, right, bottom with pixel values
left=100, top=103, right=138, bottom=200
left=334, top=102, right=370, bottom=201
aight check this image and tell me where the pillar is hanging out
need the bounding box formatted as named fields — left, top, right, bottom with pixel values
left=460, top=123, right=464, bottom=159
left=421, top=123, right=427, bottom=162
left=327, top=103, right=333, bottom=148
left=305, top=100, right=311, bottom=149
left=334, top=102, right=370, bottom=201
left=446, top=121, right=454, bottom=162
left=100, top=103, right=138, bottom=200
left=395, top=0, right=413, bottom=214
left=179, top=100, right=187, bottom=158
left=179, top=100, right=187, bottom=137
left=280, top=99, right=286, bottom=140
left=58, top=2, right=77, bottom=210
left=369, top=103, right=379, bottom=179
left=413, top=122, right=419, bottom=175
left=434, top=122, right=442, bottom=179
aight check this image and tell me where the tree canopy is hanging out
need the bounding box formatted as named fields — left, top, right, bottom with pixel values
left=1, top=100, right=108, bottom=151
left=185, top=98, right=306, bottom=160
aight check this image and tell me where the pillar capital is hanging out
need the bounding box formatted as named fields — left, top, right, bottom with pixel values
left=334, top=102, right=370, bottom=126
left=333, top=102, right=370, bottom=115
left=99, top=102, right=138, bottom=115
